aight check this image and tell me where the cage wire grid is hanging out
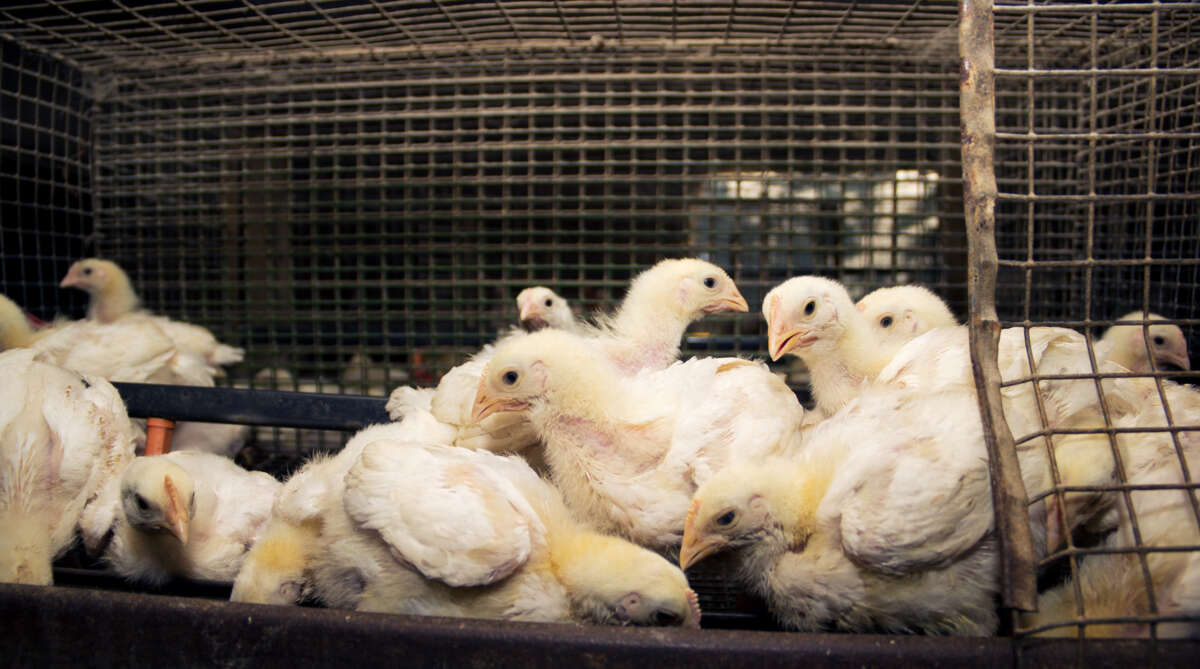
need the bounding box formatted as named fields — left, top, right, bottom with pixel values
left=0, top=0, right=1198, bottom=646
left=985, top=0, right=1200, bottom=650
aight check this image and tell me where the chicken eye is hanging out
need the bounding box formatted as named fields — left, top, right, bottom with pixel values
left=880, top=315, right=894, bottom=328
left=652, top=609, right=681, bottom=626
left=715, top=510, right=736, bottom=527
left=703, top=276, right=717, bottom=289
left=134, top=494, right=149, bottom=511
left=544, top=298, right=553, bottom=307
left=803, top=299, right=816, bottom=316
left=1153, top=335, right=1165, bottom=346
left=502, top=370, right=519, bottom=385
left=82, top=266, right=93, bottom=276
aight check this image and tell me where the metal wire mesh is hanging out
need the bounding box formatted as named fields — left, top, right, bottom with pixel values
left=1, top=0, right=1199, bottom=644
left=984, top=0, right=1200, bottom=651
left=2, top=2, right=969, bottom=406
left=0, top=38, right=91, bottom=316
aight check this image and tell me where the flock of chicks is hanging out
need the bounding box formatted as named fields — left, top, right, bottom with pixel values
left=1, top=257, right=1197, bottom=638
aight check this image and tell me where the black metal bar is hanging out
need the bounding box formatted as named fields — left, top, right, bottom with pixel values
left=4, top=582, right=1200, bottom=668
left=0, top=580, right=1120, bottom=669
left=111, top=382, right=391, bottom=431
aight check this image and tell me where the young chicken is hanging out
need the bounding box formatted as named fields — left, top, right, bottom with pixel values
left=5, top=288, right=215, bottom=389
left=231, top=417, right=455, bottom=605
left=60, top=258, right=244, bottom=367
left=27, top=316, right=240, bottom=454
left=1023, top=394, right=1200, bottom=638
left=1097, top=311, right=1190, bottom=374
left=678, top=386, right=1116, bottom=635
left=472, top=329, right=806, bottom=550
left=29, top=316, right=215, bottom=387
left=763, top=276, right=900, bottom=416
left=855, top=284, right=958, bottom=359
left=0, top=349, right=138, bottom=584
left=308, top=437, right=701, bottom=627
left=590, top=258, right=749, bottom=374
left=82, top=450, right=280, bottom=585
left=516, top=286, right=580, bottom=333
left=390, top=259, right=748, bottom=459
left=385, top=286, right=574, bottom=451
left=871, top=321, right=1147, bottom=550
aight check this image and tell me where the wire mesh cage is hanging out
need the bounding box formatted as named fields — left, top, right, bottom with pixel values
left=982, top=0, right=1200, bottom=651
left=1, top=0, right=1199, bottom=656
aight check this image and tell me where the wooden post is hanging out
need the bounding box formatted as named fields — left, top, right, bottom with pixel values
left=959, top=0, right=1037, bottom=612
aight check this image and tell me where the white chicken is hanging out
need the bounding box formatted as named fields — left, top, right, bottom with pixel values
left=855, top=284, right=958, bottom=357
left=389, top=259, right=749, bottom=459
left=0, top=349, right=138, bottom=584
left=1097, top=311, right=1190, bottom=374
left=25, top=316, right=246, bottom=455
left=678, top=385, right=1117, bottom=635
left=381, top=285, right=573, bottom=444
left=230, top=418, right=453, bottom=605
left=877, top=325, right=1121, bottom=443
left=516, top=286, right=580, bottom=333
left=28, top=316, right=215, bottom=387
left=80, top=449, right=280, bottom=585
left=874, top=323, right=1143, bottom=551
left=763, top=276, right=901, bottom=416
left=306, top=437, right=701, bottom=626
left=1024, top=386, right=1200, bottom=638
left=60, top=257, right=244, bottom=368
left=472, top=329, right=805, bottom=551
left=589, top=258, right=749, bottom=374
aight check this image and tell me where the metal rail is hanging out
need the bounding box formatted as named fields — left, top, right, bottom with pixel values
left=112, top=382, right=391, bottom=431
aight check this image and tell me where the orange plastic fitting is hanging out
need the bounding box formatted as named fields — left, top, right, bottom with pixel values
left=144, top=417, right=176, bottom=456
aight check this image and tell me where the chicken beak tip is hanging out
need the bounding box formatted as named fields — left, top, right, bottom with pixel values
left=470, top=401, right=491, bottom=423
left=729, top=292, right=749, bottom=312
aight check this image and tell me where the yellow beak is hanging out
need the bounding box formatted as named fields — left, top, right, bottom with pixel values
left=59, top=269, right=80, bottom=289
left=162, top=476, right=189, bottom=545
left=1158, top=348, right=1191, bottom=372
left=679, top=531, right=727, bottom=571
left=765, top=293, right=814, bottom=360
left=768, top=325, right=815, bottom=361
left=679, top=498, right=728, bottom=570
left=706, top=288, right=750, bottom=314
left=470, top=383, right=530, bottom=423
left=518, top=302, right=538, bottom=322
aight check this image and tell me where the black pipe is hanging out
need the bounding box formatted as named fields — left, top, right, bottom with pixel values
left=111, top=382, right=391, bottom=431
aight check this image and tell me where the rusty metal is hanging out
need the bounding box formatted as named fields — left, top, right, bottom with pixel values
left=3, top=581, right=1197, bottom=668
left=959, top=0, right=1038, bottom=614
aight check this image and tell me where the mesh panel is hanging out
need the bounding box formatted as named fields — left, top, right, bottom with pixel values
left=2, top=1, right=971, bottom=408
left=0, top=38, right=91, bottom=317
left=987, top=1, right=1200, bottom=649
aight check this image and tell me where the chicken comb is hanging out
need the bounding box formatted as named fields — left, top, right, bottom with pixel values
left=684, top=589, right=702, bottom=629
left=683, top=497, right=701, bottom=539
